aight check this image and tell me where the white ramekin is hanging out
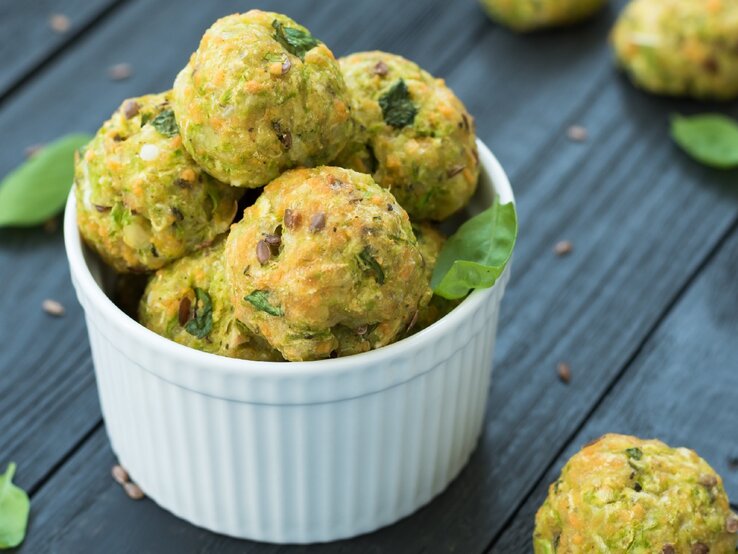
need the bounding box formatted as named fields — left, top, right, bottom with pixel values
left=64, top=140, right=514, bottom=544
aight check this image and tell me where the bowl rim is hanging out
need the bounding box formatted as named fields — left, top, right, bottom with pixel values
left=64, top=139, right=515, bottom=379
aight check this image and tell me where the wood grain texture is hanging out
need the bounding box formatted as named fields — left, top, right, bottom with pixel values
left=491, top=226, right=738, bottom=552
left=4, top=0, right=738, bottom=552
left=0, top=0, right=125, bottom=100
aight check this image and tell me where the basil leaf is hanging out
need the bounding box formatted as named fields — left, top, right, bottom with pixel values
left=431, top=196, right=517, bottom=300
left=626, top=447, right=643, bottom=461
left=358, top=247, right=385, bottom=284
left=272, top=20, right=320, bottom=61
left=150, top=109, right=179, bottom=138
left=378, top=79, right=417, bottom=129
left=184, top=287, right=213, bottom=339
left=0, top=462, right=30, bottom=549
left=244, top=290, right=283, bottom=316
left=671, top=114, right=738, bottom=169
left=0, top=134, right=92, bottom=227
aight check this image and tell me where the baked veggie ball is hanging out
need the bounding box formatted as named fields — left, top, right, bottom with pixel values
left=75, top=92, right=241, bottom=273
left=139, top=238, right=282, bottom=361
left=479, top=0, right=606, bottom=32
left=412, top=223, right=460, bottom=332
left=534, top=434, right=738, bottom=554
left=334, top=51, right=478, bottom=222
left=172, top=10, right=353, bottom=187
left=225, top=167, right=430, bottom=361
left=612, top=0, right=738, bottom=100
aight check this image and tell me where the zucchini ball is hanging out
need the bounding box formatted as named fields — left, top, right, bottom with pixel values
left=172, top=10, right=354, bottom=187
left=225, top=167, right=430, bottom=361
left=75, top=92, right=241, bottom=273
left=534, top=434, right=738, bottom=553
left=612, top=0, right=738, bottom=100
left=335, top=51, right=478, bottom=221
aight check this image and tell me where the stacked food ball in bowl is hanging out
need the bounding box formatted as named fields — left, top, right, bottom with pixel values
left=75, top=10, right=479, bottom=362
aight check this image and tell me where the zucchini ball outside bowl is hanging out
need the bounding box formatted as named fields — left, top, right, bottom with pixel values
left=225, top=167, right=430, bottom=362
left=334, top=51, right=479, bottom=222
left=534, top=434, right=738, bottom=554
left=139, top=238, right=282, bottom=361
left=75, top=92, right=242, bottom=273
left=612, top=0, right=738, bottom=100
left=172, top=10, right=354, bottom=187
left=479, top=0, right=607, bottom=32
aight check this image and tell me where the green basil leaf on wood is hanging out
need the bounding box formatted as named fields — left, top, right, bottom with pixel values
left=0, top=462, right=30, bottom=549
left=431, top=196, right=517, bottom=300
left=671, top=114, right=738, bottom=169
left=0, top=134, right=92, bottom=227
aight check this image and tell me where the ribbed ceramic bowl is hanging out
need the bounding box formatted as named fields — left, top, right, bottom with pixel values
left=64, top=139, right=514, bottom=544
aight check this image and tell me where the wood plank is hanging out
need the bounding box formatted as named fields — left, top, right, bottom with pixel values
left=0, top=0, right=125, bottom=100
left=0, top=0, right=484, bottom=503
left=8, top=0, right=738, bottom=552
left=491, top=227, right=738, bottom=552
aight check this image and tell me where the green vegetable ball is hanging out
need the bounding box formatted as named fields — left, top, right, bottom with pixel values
left=412, top=223, right=460, bottom=332
left=334, top=51, right=479, bottom=222
left=172, top=10, right=354, bottom=187
left=612, top=0, right=738, bottom=100
left=534, top=434, right=738, bottom=553
left=480, top=0, right=606, bottom=32
left=139, top=238, right=282, bottom=361
left=75, top=92, right=241, bottom=273
left=225, top=166, right=430, bottom=361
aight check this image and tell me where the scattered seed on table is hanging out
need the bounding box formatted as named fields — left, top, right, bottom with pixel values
left=554, top=240, right=573, bottom=256
left=124, top=481, right=145, bottom=500
left=24, top=143, right=44, bottom=158
left=42, top=299, right=65, bottom=317
left=567, top=125, right=588, bottom=142
left=49, top=13, right=71, bottom=33
left=111, top=464, right=129, bottom=485
left=556, top=362, right=571, bottom=384
left=108, top=63, right=133, bottom=81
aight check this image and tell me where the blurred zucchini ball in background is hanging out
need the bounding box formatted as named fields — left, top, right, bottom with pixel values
left=226, top=166, right=431, bottom=362
left=479, top=0, right=607, bottom=32
left=139, top=237, right=282, bottom=361
left=334, top=51, right=479, bottom=222
left=612, top=0, right=738, bottom=100
left=534, top=434, right=738, bottom=553
left=75, top=91, right=242, bottom=273
left=172, top=10, right=354, bottom=187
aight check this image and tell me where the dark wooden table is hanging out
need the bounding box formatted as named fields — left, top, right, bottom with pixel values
left=2, top=1, right=737, bottom=552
